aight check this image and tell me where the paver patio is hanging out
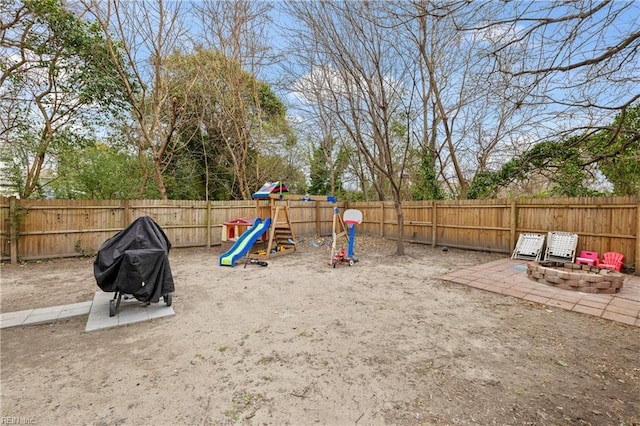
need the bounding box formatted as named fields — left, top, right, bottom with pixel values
left=440, top=258, right=640, bottom=327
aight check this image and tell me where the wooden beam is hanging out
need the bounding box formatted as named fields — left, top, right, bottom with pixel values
left=9, top=196, right=17, bottom=264
left=266, top=193, right=334, bottom=202
left=636, top=201, right=640, bottom=276
left=431, top=201, right=437, bottom=248
left=206, top=200, right=211, bottom=247
left=124, top=199, right=131, bottom=226
left=510, top=200, right=517, bottom=252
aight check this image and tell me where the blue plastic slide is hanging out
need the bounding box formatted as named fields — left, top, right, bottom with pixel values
left=219, top=218, right=272, bottom=267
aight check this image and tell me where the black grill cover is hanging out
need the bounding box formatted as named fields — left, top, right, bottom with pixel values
left=94, top=216, right=175, bottom=303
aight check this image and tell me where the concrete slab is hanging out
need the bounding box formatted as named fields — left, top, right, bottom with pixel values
left=0, top=309, right=33, bottom=328
left=60, top=301, right=93, bottom=317
left=31, top=305, right=65, bottom=315
left=25, top=311, right=62, bottom=325
left=1, top=301, right=93, bottom=329
left=117, top=304, right=150, bottom=323
left=85, top=291, right=174, bottom=332
left=147, top=303, right=174, bottom=319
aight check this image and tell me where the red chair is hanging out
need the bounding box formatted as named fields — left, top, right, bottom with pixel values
left=575, top=250, right=599, bottom=266
left=599, top=252, right=624, bottom=272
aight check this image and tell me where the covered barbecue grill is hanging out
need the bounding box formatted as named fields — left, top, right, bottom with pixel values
left=94, top=216, right=175, bottom=316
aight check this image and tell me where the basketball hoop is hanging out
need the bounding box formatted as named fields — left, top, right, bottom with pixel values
left=343, top=209, right=363, bottom=226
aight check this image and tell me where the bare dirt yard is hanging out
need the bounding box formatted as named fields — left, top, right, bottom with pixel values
left=1, top=236, right=639, bottom=425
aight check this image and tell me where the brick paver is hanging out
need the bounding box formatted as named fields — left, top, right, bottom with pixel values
left=440, top=258, right=640, bottom=327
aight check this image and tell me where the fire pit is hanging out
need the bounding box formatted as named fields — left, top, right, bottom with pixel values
left=527, top=261, right=624, bottom=294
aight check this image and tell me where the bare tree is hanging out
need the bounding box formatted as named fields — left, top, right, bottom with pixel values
left=83, top=0, right=187, bottom=200
left=392, top=1, right=542, bottom=199
left=463, top=1, right=640, bottom=158
left=284, top=1, right=417, bottom=255
left=192, top=0, right=277, bottom=199
left=288, top=66, right=353, bottom=197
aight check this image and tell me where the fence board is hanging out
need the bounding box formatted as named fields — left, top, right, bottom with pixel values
left=0, top=198, right=8, bottom=258
left=1, top=196, right=637, bottom=274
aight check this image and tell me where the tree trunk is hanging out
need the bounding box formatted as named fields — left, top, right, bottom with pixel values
left=153, top=156, right=168, bottom=200
left=394, top=199, right=405, bottom=256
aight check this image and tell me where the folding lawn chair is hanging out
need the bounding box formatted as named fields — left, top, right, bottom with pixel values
left=511, top=233, right=546, bottom=261
left=543, top=231, right=578, bottom=263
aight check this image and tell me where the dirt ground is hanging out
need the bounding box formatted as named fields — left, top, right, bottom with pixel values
left=1, top=235, right=639, bottom=425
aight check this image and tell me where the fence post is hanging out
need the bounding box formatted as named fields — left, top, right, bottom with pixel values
left=123, top=199, right=131, bottom=226
left=380, top=203, right=384, bottom=237
left=510, top=200, right=517, bottom=252
left=431, top=200, right=437, bottom=248
left=9, top=196, right=18, bottom=264
left=206, top=200, right=211, bottom=247
left=636, top=201, right=640, bottom=276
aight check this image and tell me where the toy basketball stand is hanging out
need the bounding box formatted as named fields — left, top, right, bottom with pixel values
left=331, top=209, right=363, bottom=267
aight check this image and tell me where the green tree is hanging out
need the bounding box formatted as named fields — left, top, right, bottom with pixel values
left=467, top=137, right=605, bottom=199
left=1, top=0, right=127, bottom=198
left=466, top=104, right=640, bottom=199
left=163, top=124, right=227, bottom=200
left=590, top=105, right=640, bottom=196
left=256, top=154, right=307, bottom=195
left=411, top=147, right=444, bottom=200
left=51, top=140, right=157, bottom=199
left=308, top=143, right=349, bottom=196
left=164, top=48, right=294, bottom=200
left=84, top=0, right=186, bottom=200
left=308, top=145, right=331, bottom=195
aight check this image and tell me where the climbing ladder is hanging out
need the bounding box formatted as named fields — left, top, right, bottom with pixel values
left=249, top=202, right=297, bottom=260
left=267, top=205, right=296, bottom=257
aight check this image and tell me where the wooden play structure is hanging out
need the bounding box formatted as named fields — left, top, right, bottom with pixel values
left=220, top=181, right=360, bottom=264
left=247, top=181, right=349, bottom=261
left=249, top=192, right=297, bottom=260
left=219, top=182, right=299, bottom=265
left=250, top=192, right=345, bottom=260
left=247, top=182, right=335, bottom=259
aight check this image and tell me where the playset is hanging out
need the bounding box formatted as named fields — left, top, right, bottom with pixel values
left=219, top=181, right=363, bottom=268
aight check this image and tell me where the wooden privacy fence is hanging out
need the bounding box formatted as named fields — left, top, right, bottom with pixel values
left=1, top=196, right=638, bottom=274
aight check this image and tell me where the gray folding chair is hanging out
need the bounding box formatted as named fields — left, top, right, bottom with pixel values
left=511, top=233, right=546, bottom=261
left=543, top=231, right=578, bottom=263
